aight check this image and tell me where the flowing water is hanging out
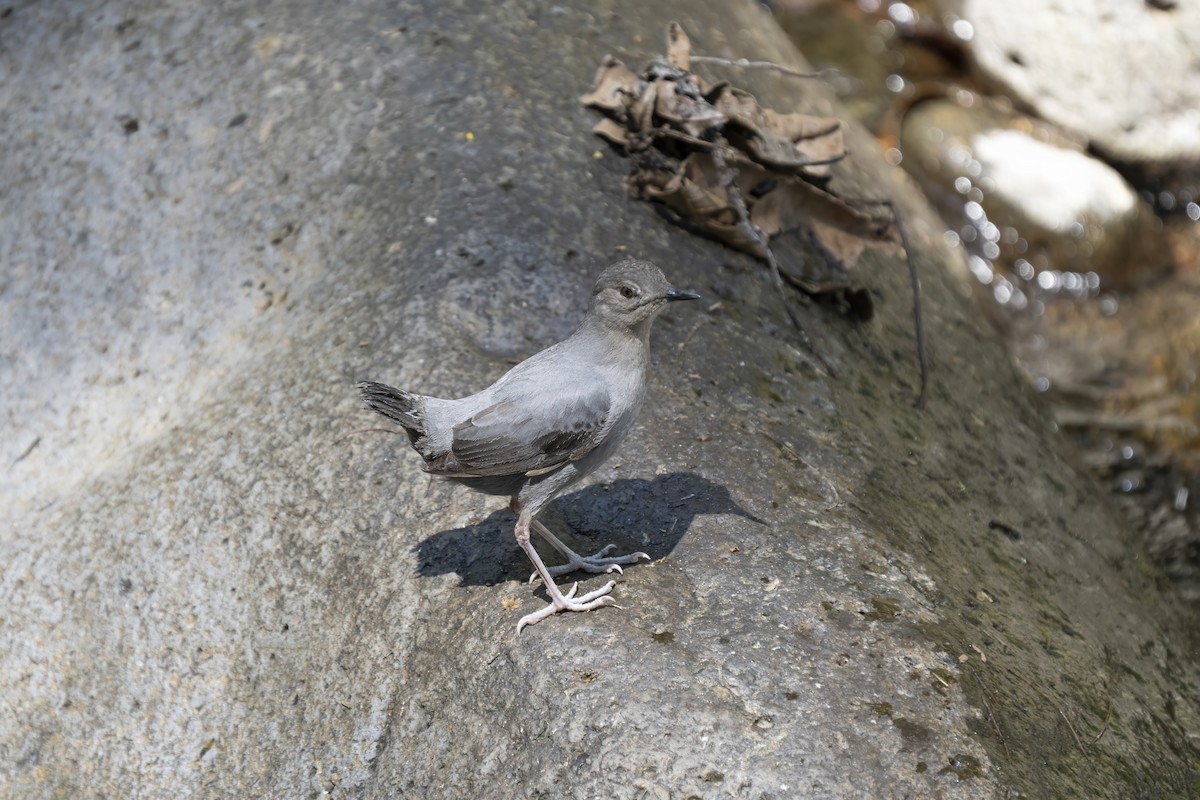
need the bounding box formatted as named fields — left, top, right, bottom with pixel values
left=774, top=0, right=1200, bottom=597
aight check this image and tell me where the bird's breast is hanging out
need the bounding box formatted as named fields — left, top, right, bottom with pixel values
left=586, top=365, right=647, bottom=463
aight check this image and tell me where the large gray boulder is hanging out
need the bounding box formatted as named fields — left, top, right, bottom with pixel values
left=2, top=1, right=1197, bottom=798
left=952, top=0, right=1200, bottom=173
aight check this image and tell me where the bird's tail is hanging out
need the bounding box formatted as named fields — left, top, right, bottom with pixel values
left=357, top=381, right=427, bottom=440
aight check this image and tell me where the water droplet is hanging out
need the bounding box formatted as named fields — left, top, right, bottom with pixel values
left=888, top=2, right=916, bottom=25
left=1118, top=474, right=1142, bottom=493
left=947, top=145, right=971, bottom=168
left=968, top=255, right=993, bottom=284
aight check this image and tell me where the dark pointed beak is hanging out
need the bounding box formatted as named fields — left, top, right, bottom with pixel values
left=665, top=286, right=701, bottom=302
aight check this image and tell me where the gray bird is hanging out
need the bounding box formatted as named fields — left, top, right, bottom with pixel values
left=358, top=259, right=699, bottom=631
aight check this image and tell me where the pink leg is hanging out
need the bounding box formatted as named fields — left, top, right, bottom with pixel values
left=512, top=503, right=616, bottom=633
left=526, top=518, right=649, bottom=582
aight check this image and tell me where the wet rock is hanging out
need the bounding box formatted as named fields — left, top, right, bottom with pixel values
left=900, top=95, right=1169, bottom=289
left=2, top=1, right=1199, bottom=799
left=1008, top=267, right=1200, bottom=602
left=949, top=0, right=1200, bottom=177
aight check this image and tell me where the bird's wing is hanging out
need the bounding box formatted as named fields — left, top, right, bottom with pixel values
left=426, top=385, right=610, bottom=478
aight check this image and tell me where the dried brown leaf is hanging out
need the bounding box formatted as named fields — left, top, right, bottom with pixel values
left=750, top=113, right=845, bottom=175
left=580, top=57, right=640, bottom=112
left=666, top=21, right=691, bottom=71
left=580, top=26, right=892, bottom=271
left=634, top=151, right=895, bottom=270
left=592, top=118, right=631, bottom=147
left=712, top=86, right=845, bottom=174
left=628, top=79, right=658, bottom=132
left=774, top=112, right=842, bottom=143
left=638, top=154, right=762, bottom=255
left=809, top=221, right=869, bottom=272
left=751, top=179, right=893, bottom=244
left=642, top=153, right=727, bottom=218
left=653, top=80, right=727, bottom=138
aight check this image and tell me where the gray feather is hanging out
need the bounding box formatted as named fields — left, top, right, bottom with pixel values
left=427, top=386, right=610, bottom=477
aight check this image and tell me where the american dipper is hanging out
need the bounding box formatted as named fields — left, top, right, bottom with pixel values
left=358, top=259, right=699, bottom=631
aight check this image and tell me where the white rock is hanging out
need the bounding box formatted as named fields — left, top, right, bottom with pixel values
left=971, top=129, right=1137, bottom=232
left=958, top=0, right=1200, bottom=166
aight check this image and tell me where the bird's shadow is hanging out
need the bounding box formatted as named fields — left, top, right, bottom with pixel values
left=414, top=471, right=764, bottom=587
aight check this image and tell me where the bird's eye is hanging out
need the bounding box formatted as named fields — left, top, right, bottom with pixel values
left=619, top=285, right=636, bottom=299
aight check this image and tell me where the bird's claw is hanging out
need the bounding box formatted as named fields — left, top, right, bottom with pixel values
left=517, top=580, right=617, bottom=633
left=527, top=561, right=624, bottom=584
left=530, top=545, right=651, bottom=582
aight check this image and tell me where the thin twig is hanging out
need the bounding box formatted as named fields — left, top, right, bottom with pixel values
left=1090, top=703, right=1113, bottom=747
left=974, top=674, right=1012, bottom=760
left=11, top=435, right=41, bottom=467
left=851, top=199, right=928, bottom=409
left=1058, top=706, right=1087, bottom=754
left=709, top=134, right=837, bottom=378
left=645, top=127, right=847, bottom=168
left=643, top=126, right=718, bottom=151
left=689, top=55, right=838, bottom=81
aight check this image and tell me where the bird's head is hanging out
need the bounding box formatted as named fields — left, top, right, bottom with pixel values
left=587, top=258, right=700, bottom=335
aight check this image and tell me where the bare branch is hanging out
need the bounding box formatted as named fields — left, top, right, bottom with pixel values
left=709, top=136, right=837, bottom=378
left=689, top=55, right=838, bottom=81
left=974, top=674, right=1012, bottom=760
left=1090, top=703, right=1113, bottom=747
left=1058, top=706, right=1087, bottom=754
left=645, top=127, right=848, bottom=169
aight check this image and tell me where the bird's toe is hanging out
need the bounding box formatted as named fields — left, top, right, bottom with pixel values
left=515, top=579, right=617, bottom=632
left=537, top=545, right=651, bottom=580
